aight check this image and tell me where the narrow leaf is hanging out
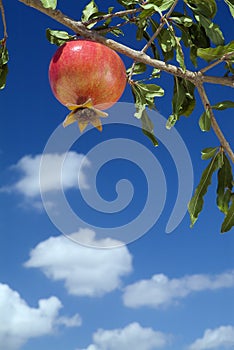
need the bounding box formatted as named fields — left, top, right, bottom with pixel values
left=166, top=114, right=178, bottom=129
left=46, top=29, right=73, bottom=46
left=131, top=82, right=164, bottom=119
left=188, top=153, right=222, bottom=227
left=197, top=41, right=234, bottom=62
left=127, top=63, right=147, bottom=76
left=224, top=0, right=234, bottom=18
left=158, top=0, right=175, bottom=11
left=217, top=153, right=233, bottom=215
left=185, top=0, right=217, bottom=19
left=141, top=109, right=158, bottom=146
left=199, top=109, right=211, bottom=131
left=221, top=198, right=234, bottom=233
left=82, top=0, right=99, bottom=24
left=0, top=64, right=8, bottom=89
left=175, top=38, right=186, bottom=71
left=40, top=0, right=57, bottom=9
left=195, top=15, right=224, bottom=46
left=201, top=147, right=218, bottom=160
left=0, top=44, right=9, bottom=66
left=212, top=100, right=234, bottom=110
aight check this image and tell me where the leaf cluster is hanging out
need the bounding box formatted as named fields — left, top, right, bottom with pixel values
left=2, top=0, right=234, bottom=232
left=188, top=149, right=234, bottom=233
left=39, top=0, right=234, bottom=233
left=0, top=40, right=8, bottom=89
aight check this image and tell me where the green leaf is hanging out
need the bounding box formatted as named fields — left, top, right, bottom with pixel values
left=160, top=29, right=176, bottom=52
left=212, top=100, right=234, bottom=110
left=188, top=152, right=222, bottom=227
left=224, top=0, right=234, bottom=18
left=166, top=114, right=178, bottom=129
left=138, top=82, right=164, bottom=108
left=131, top=82, right=164, bottom=119
left=117, top=0, right=139, bottom=7
left=201, top=147, right=218, bottom=160
left=0, top=43, right=9, bottom=66
left=175, top=38, right=186, bottom=71
left=170, top=14, right=193, bottom=27
left=199, top=109, right=211, bottom=131
left=82, top=0, right=99, bottom=24
left=127, top=63, right=147, bottom=76
left=197, top=41, right=234, bottom=62
left=221, top=198, right=234, bottom=233
left=40, top=0, right=57, bottom=9
left=109, top=28, right=124, bottom=37
left=0, top=42, right=9, bottom=89
left=141, top=109, right=158, bottom=146
left=185, top=0, right=217, bottom=19
left=188, top=23, right=210, bottom=48
left=0, top=64, right=8, bottom=89
left=217, top=153, right=233, bottom=215
left=151, top=67, right=161, bottom=78
left=190, top=45, right=198, bottom=67
left=46, top=29, right=73, bottom=46
left=195, top=15, right=224, bottom=46
left=141, top=0, right=175, bottom=12
left=169, top=77, right=195, bottom=127
left=158, top=0, right=175, bottom=11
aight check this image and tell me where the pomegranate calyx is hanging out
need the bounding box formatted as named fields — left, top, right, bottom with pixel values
left=63, top=98, right=108, bottom=132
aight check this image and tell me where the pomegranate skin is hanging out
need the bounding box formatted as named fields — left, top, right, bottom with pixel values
left=48, top=40, right=126, bottom=110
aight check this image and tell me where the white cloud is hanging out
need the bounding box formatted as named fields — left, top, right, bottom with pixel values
left=24, top=229, right=133, bottom=297
left=1, top=152, right=90, bottom=197
left=56, top=314, right=82, bottom=327
left=0, top=283, right=81, bottom=350
left=188, top=325, right=234, bottom=350
left=78, top=322, right=171, bottom=350
left=123, top=271, right=234, bottom=308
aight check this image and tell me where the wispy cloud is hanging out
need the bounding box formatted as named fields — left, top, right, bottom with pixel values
left=123, top=271, right=234, bottom=308
left=24, top=229, right=133, bottom=297
left=0, top=283, right=81, bottom=350
left=1, top=152, right=90, bottom=197
left=78, top=322, right=171, bottom=350
left=188, top=325, right=234, bottom=350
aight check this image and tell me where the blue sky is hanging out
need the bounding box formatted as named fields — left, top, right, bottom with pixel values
left=0, top=1, right=234, bottom=350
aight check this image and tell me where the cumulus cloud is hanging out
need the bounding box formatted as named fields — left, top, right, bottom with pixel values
left=123, top=271, right=234, bottom=308
left=188, top=325, right=234, bottom=350
left=78, top=322, right=171, bottom=350
left=24, top=229, right=133, bottom=297
left=1, top=152, right=90, bottom=197
left=0, top=283, right=81, bottom=350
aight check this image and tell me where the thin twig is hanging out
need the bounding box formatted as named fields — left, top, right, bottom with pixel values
left=96, top=20, right=129, bottom=35
left=128, top=0, right=179, bottom=80
left=0, top=0, right=7, bottom=39
left=142, top=0, right=178, bottom=53
left=197, top=83, right=234, bottom=163
left=200, top=51, right=234, bottom=74
left=83, top=8, right=141, bottom=27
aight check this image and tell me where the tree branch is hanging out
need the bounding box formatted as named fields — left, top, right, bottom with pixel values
left=128, top=0, right=179, bottom=80
left=197, top=83, right=234, bottom=163
left=0, top=0, right=7, bottom=39
left=18, top=0, right=234, bottom=162
left=202, top=74, right=234, bottom=88
left=200, top=51, right=234, bottom=74
left=142, top=0, right=179, bottom=53
left=19, top=0, right=234, bottom=89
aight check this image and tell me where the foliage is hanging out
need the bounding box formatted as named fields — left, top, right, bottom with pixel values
left=1, top=0, right=234, bottom=233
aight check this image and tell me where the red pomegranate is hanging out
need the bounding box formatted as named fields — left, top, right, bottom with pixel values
left=48, top=39, right=126, bottom=131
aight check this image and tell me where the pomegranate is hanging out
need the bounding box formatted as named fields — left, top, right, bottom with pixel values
left=48, top=39, right=126, bottom=131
